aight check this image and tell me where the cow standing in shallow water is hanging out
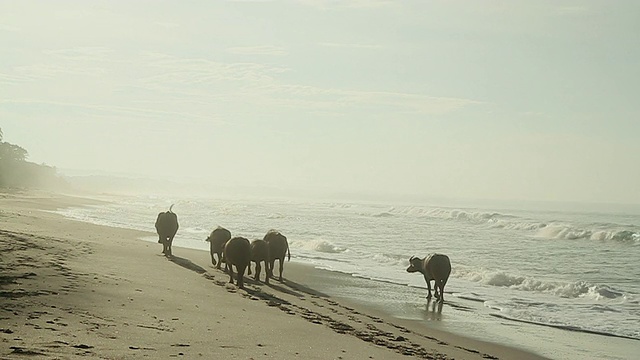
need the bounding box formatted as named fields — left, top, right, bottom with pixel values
left=205, top=226, right=231, bottom=269
left=155, top=205, right=179, bottom=257
left=407, top=254, right=451, bottom=302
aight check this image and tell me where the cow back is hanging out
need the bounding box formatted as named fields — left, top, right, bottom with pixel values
left=224, top=237, right=251, bottom=267
left=250, top=239, right=269, bottom=262
left=264, top=231, right=288, bottom=259
left=155, top=211, right=179, bottom=237
left=210, top=227, right=231, bottom=251
left=425, top=253, right=451, bottom=282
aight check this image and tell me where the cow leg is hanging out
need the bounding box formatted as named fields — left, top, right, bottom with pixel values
left=433, top=278, right=440, bottom=300
left=166, top=236, right=174, bottom=256
left=268, top=259, right=276, bottom=279
left=237, top=265, right=246, bottom=288
left=248, top=262, right=253, bottom=276
left=254, top=262, right=261, bottom=281
left=263, top=261, right=270, bottom=284
left=423, top=275, right=432, bottom=299
left=162, top=238, right=169, bottom=255
left=227, top=263, right=234, bottom=284
left=278, top=257, right=284, bottom=281
left=210, top=244, right=217, bottom=266
left=438, top=278, right=447, bottom=302
left=216, top=253, right=223, bottom=269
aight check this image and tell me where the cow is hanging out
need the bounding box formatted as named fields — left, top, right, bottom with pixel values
left=264, top=230, right=290, bottom=282
left=223, top=237, right=251, bottom=289
left=407, top=254, right=451, bottom=302
left=205, top=226, right=231, bottom=269
left=247, top=239, right=269, bottom=284
left=155, top=204, right=179, bottom=256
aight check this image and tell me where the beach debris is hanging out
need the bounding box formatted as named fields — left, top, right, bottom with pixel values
left=10, top=346, right=46, bottom=356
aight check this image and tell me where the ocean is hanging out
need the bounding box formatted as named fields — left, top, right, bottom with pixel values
left=55, top=193, right=640, bottom=360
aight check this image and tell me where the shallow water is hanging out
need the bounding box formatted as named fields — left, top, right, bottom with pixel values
left=56, top=194, right=640, bottom=359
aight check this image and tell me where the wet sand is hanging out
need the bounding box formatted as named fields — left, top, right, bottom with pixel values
left=0, top=191, right=548, bottom=359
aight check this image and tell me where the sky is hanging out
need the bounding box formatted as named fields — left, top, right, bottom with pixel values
left=1, top=0, right=639, bottom=204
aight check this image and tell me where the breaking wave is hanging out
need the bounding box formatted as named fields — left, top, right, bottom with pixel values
left=536, top=226, right=640, bottom=244
left=371, top=253, right=409, bottom=267
left=372, top=212, right=394, bottom=218
left=454, top=268, right=626, bottom=300
left=423, top=208, right=507, bottom=223
left=291, top=239, right=348, bottom=254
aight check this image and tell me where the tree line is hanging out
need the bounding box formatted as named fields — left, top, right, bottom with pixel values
left=0, top=127, right=66, bottom=189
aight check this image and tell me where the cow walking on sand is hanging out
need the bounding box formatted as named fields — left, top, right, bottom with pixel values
left=224, top=237, right=251, bottom=289
left=205, top=226, right=231, bottom=269
left=264, top=230, right=290, bottom=282
left=407, top=254, right=451, bottom=302
left=248, top=239, right=269, bottom=284
left=155, top=205, right=179, bottom=257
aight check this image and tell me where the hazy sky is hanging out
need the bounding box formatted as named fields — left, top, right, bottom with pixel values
left=1, top=0, right=639, bottom=203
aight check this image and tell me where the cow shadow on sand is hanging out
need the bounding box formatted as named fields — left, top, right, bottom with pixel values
left=166, top=255, right=207, bottom=274
left=164, top=253, right=329, bottom=300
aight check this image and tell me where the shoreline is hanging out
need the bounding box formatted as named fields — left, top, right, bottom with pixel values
left=0, top=191, right=550, bottom=359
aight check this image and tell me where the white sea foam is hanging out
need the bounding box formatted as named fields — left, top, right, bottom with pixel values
left=290, top=238, right=348, bottom=254
left=454, top=267, right=627, bottom=300
left=536, top=225, right=640, bottom=244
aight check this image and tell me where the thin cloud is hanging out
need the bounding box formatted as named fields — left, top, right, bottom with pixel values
left=137, top=53, right=289, bottom=85
left=0, top=98, right=225, bottom=125
left=14, top=64, right=107, bottom=79
left=297, top=0, right=394, bottom=9
left=134, top=53, right=479, bottom=115
left=44, top=47, right=114, bottom=61
left=319, top=42, right=382, bottom=49
left=259, top=84, right=482, bottom=115
left=0, top=72, right=33, bottom=84
left=226, top=45, right=287, bottom=56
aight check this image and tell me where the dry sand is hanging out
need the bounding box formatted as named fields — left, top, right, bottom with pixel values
left=0, top=191, right=548, bottom=359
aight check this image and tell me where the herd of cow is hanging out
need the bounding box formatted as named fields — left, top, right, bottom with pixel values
left=155, top=205, right=452, bottom=303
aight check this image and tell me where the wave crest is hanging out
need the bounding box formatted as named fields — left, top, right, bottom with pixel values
left=292, top=239, right=348, bottom=254
left=536, top=226, right=640, bottom=244
left=455, top=268, right=626, bottom=299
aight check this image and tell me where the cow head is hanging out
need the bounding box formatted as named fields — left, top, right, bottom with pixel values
left=406, top=256, right=422, bottom=273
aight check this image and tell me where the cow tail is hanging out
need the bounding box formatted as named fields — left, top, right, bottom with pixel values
left=287, top=243, right=291, bottom=262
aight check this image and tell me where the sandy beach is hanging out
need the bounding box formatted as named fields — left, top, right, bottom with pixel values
left=0, top=191, right=548, bottom=359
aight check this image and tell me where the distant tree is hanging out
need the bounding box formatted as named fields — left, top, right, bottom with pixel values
left=0, top=141, right=28, bottom=162
left=0, top=128, right=68, bottom=190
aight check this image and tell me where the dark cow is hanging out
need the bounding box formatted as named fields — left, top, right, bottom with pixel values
left=155, top=204, right=179, bottom=256
left=223, top=237, right=251, bottom=289
left=264, top=230, right=290, bottom=282
left=406, top=254, right=451, bottom=302
left=247, top=239, right=269, bottom=284
left=205, top=226, right=231, bottom=269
